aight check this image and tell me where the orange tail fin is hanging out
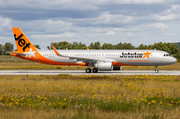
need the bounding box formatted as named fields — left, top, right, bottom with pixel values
left=12, top=27, right=37, bottom=52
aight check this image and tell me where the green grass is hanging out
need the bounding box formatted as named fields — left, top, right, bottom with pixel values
left=2, top=95, right=179, bottom=112
left=58, top=74, right=70, bottom=76
left=0, top=75, right=179, bottom=118
left=0, top=55, right=28, bottom=62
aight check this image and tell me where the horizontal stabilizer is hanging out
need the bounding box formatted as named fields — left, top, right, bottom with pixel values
left=11, top=51, right=25, bottom=54
left=10, top=51, right=27, bottom=57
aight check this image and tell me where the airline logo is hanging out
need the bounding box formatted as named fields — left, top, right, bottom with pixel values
left=120, top=51, right=151, bottom=59
left=14, top=33, right=30, bottom=51
left=143, top=51, right=151, bottom=59
left=25, top=48, right=37, bottom=59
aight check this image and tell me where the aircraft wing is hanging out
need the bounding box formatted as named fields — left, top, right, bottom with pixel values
left=52, top=46, right=109, bottom=63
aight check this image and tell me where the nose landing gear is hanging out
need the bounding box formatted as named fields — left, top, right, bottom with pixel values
left=155, top=66, right=159, bottom=73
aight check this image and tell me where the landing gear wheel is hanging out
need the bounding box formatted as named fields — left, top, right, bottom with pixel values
left=92, top=68, right=98, bottom=73
left=155, top=70, right=159, bottom=73
left=85, top=68, right=91, bottom=73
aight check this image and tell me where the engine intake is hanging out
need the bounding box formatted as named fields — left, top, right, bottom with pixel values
left=94, top=62, right=113, bottom=71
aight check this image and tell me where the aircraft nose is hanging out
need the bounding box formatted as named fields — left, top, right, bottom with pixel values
left=171, top=57, right=177, bottom=64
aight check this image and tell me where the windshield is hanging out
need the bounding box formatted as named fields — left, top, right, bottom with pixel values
left=164, top=54, right=171, bottom=57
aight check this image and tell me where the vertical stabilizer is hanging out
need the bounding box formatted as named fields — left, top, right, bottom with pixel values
left=12, top=27, right=37, bottom=52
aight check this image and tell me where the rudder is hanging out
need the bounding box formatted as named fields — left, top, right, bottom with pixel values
left=12, top=27, right=37, bottom=52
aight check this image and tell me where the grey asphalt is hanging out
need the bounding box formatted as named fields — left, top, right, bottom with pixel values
left=0, top=70, right=179, bottom=75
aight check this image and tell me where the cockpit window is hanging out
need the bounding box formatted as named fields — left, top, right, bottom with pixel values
left=164, top=54, right=171, bottom=57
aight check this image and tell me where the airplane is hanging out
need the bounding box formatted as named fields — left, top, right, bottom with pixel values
left=10, top=27, right=177, bottom=73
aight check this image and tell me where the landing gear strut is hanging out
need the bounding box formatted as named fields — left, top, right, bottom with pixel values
left=155, top=66, right=159, bottom=73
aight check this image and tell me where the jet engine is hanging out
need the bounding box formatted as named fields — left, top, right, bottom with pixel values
left=113, top=66, right=122, bottom=70
left=94, top=62, right=113, bottom=71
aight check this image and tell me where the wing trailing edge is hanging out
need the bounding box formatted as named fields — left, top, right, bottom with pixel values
left=51, top=46, right=114, bottom=63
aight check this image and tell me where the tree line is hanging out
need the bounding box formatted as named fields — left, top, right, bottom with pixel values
left=0, top=43, right=14, bottom=55
left=0, top=43, right=41, bottom=55
left=47, top=41, right=136, bottom=50
left=47, top=41, right=179, bottom=54
left=1, top=41, right=179, bottom=60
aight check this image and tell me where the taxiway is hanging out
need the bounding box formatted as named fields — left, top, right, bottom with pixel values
left=0, top=70, right=179, bottom=75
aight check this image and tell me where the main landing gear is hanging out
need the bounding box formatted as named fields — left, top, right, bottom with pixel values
left=85, top=68, right=91, bottom=73
left=92, top=68, right=98, bottom=73
left=155, top=66, right=159, bottom=73
left=85, top=68, right=98, bottom=73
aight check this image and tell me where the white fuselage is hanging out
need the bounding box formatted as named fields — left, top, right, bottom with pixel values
left=37, top=49, right=177, bottom=66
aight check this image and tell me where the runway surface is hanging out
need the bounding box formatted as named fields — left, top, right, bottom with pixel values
left=0, top=70, right=179, bottom=75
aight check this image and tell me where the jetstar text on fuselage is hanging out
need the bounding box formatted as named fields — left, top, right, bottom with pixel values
left=120, top=52, right=144, bottom=58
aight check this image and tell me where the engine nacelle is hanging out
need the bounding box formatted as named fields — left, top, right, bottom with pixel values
left=113, top=66, right=122, bottom=70
left=94, top=62, right=113, bottom=71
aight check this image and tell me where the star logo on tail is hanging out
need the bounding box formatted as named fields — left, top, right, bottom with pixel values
left=25, top=48, right=37, bottom=59
left=143, top=51, right=151, bottom=59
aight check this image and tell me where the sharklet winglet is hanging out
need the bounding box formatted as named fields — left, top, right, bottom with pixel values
left=52, top=46, right=61, bottom=56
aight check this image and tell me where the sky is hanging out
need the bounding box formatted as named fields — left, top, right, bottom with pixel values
left=0, top=0, right=180, bottom=49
